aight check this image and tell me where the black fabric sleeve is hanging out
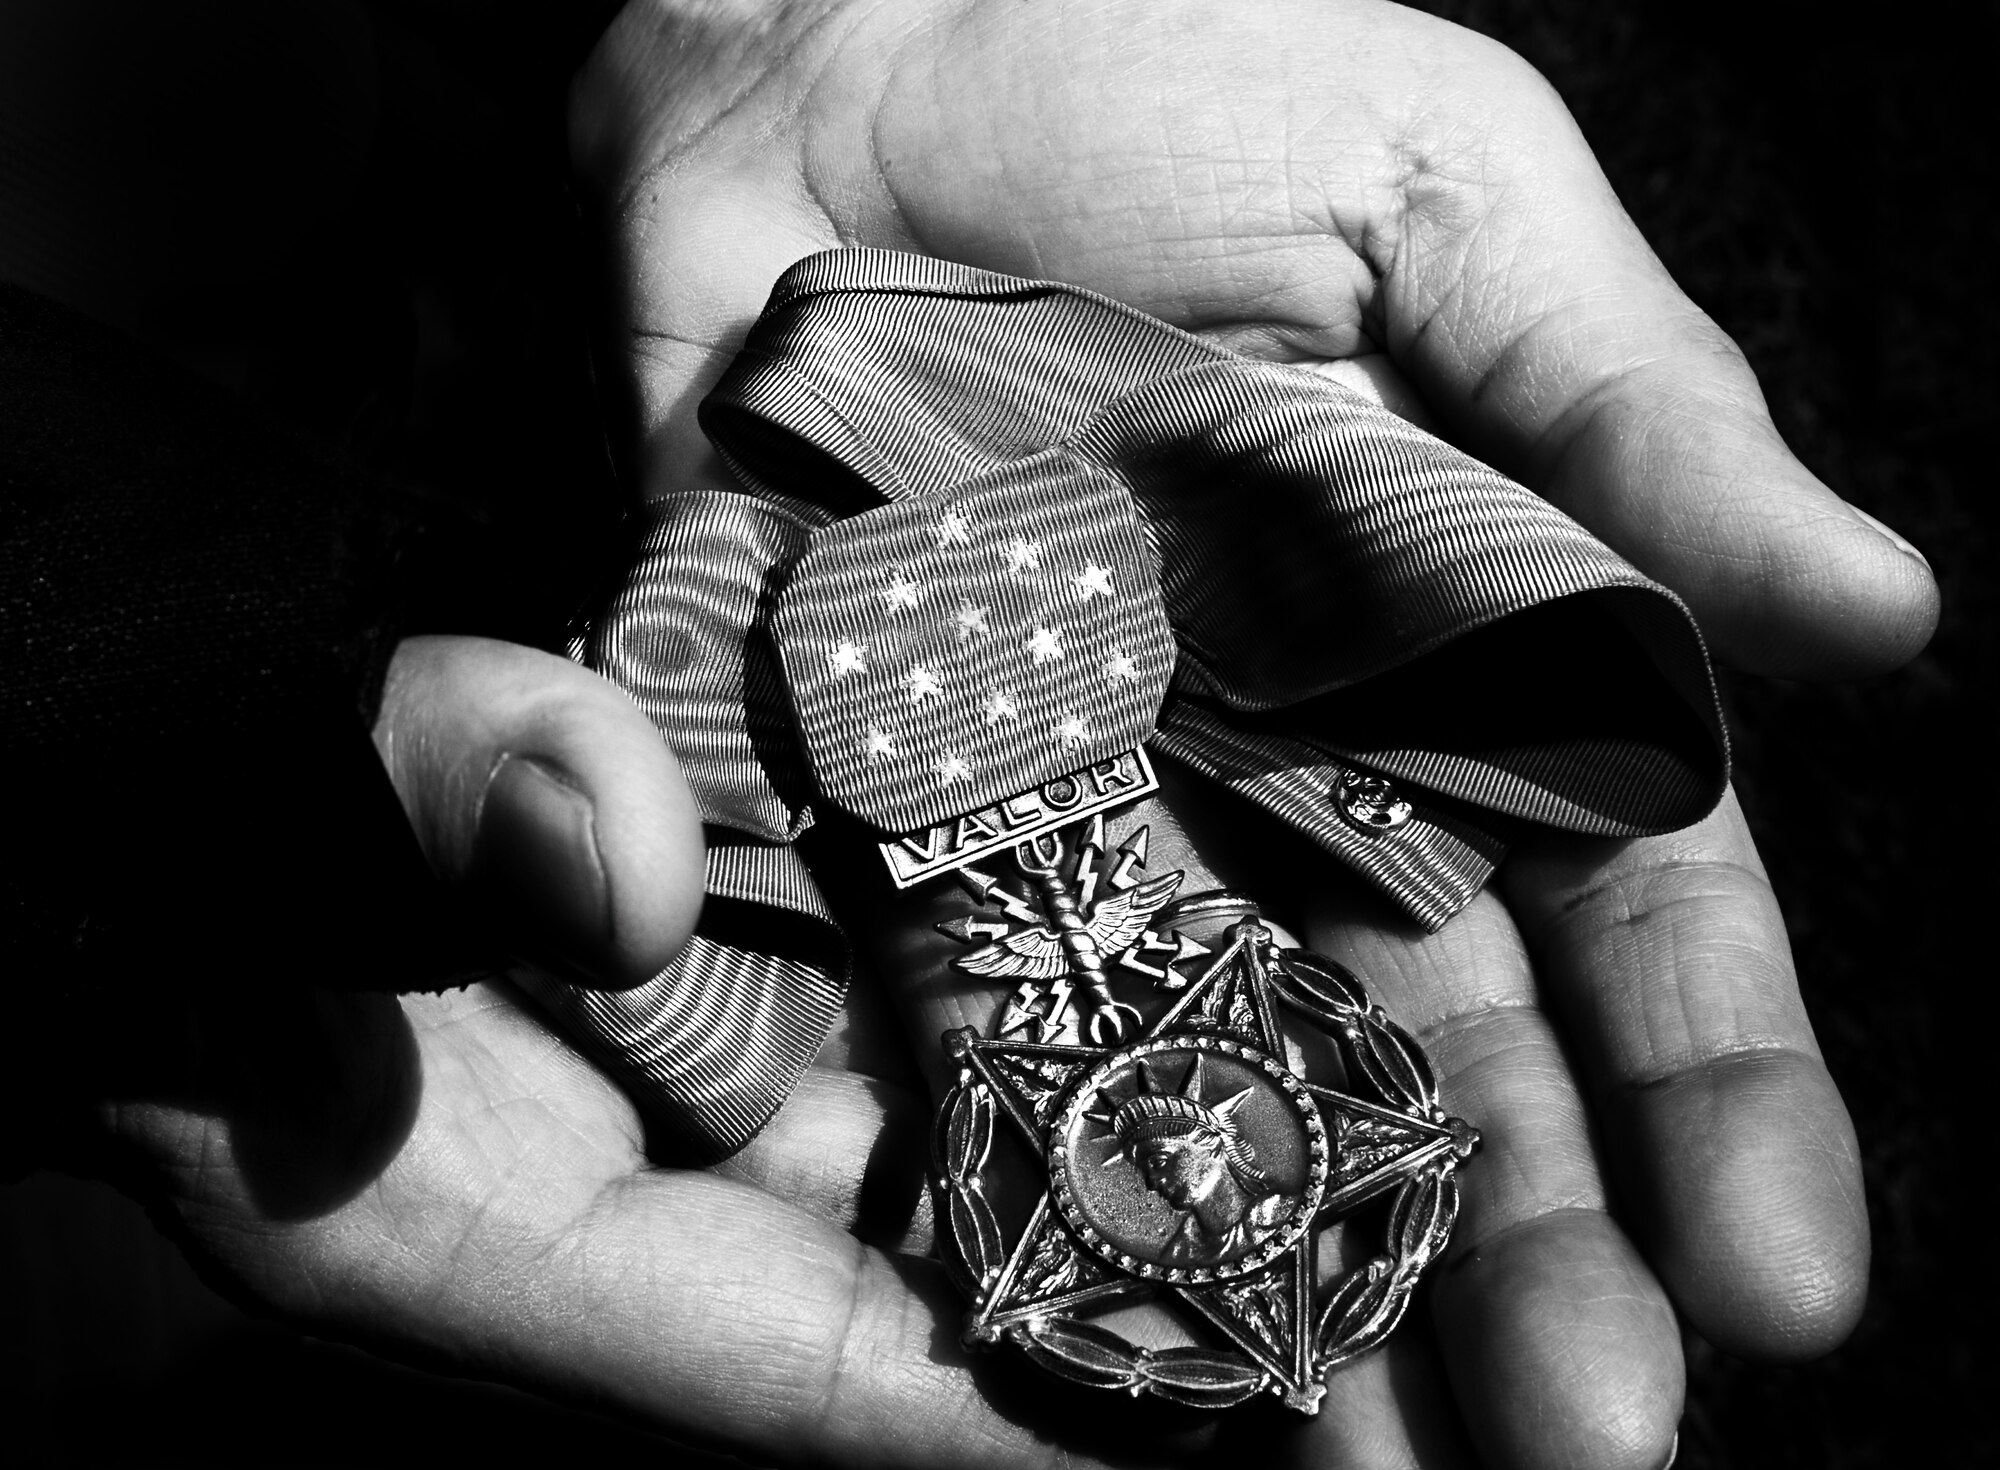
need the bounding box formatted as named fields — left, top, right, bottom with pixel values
left=1, top=283, right=486, bottom=1015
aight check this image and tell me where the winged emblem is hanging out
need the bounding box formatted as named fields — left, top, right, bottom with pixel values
left=957, top=870, right=1183, bottom=980
left=945, top=819, right=1205, bottom=1044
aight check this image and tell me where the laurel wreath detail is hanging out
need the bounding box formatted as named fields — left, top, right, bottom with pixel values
left=1009, top=1317, right=1270, bottom=1408
left=934, top=1080, right=1004, bottom=1294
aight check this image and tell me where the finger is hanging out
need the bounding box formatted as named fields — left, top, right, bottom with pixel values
left=1302, top=1332, right=1477, bottom=1470
left=1369, top=29, right=1936, bottom=677
left=373, top=635, right=704, bottom=988
left=1499, top=794, right=1869, bottom=1360
left=1301, top=885, right=1683, bottom=1470
left=713, top=1067, right=934, bottom=1252
left=711, top=972, right=936, bottom=1250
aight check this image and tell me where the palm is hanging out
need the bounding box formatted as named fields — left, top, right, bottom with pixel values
left=587, top=0, right=1932, bottom=695
left=110, top=983, right=997, bottom=1459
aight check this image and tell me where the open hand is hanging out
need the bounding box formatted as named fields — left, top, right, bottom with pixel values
left=558, top=0, right=1903, bottom=1461
left=91, top=3, right=1923, bottom=1467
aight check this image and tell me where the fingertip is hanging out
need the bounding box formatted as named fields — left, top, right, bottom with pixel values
left=379, top=636, right=705, bottom=991
left=1538, top=366, right=1939, bottom=679
left=1706, top=499, right=1940, bottom=679
left=508, top=684, right=707, bottom=990
left=1435, top=1216, right=1683, bottom=1470
left=1624, top=1049, right=1870, bottom=1360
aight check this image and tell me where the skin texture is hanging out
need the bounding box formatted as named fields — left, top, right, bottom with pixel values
left=67, top=2, right=1934, bottom=1468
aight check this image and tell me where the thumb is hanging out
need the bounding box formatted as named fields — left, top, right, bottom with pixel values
left=372, top=635, right=704, bottom=989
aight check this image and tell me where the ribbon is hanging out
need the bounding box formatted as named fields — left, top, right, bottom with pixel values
left=538, top=249, right=1727, bottom=1161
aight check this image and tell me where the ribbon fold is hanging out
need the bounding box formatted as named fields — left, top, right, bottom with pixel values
left=554, top=249, right=1727, bottom=1161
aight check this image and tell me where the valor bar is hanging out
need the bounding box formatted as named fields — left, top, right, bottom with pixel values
left=878, top=747, right=1159, bottom=889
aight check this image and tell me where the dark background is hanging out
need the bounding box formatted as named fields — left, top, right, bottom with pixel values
left=1, top=0, right=1992, bottom=1463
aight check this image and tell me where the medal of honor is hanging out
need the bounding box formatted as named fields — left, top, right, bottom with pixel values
left=763, top=447, right=1480, bottom=1411
left=929, top=805, right=1477, bottom=1414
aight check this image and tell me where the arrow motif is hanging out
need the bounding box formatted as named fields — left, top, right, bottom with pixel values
left=1107, top=824, right=1150, bottom=891
left=937, top=914, right=1010, bottom=944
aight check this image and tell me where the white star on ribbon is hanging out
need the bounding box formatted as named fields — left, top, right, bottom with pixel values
left=906, top=664, right=943, bottom=703
left=936, top=753, right=973, bottom=786
left=882, top=570, right=924, bottom=615
left=828, top=639, right=868, bottom=677
left=1026, top=625, right=1064, bottom=664
left=936, top=507, right=973, bottom=548
left=1103, top=649, right=1140, bottom=686
left=1054, top=713, right=1091, bottom=750
left=863, top=726, right=898, bottom=762
left=981, top=689, right=1020, bottom=725
left=1073, top=562, right=1115, bottom=601
left=953, top=602, right=991, bottom=641
left=1003, top=537, right=1043, bottom=575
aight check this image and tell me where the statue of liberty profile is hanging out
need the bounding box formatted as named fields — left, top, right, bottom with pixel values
left=1089, top=1053, right=1290, bottom=1265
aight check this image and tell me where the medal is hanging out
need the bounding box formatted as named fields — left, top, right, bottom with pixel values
left=759, top=451, right=1476, bottom=1407
left=922, top=788, right=1477, bottom=1413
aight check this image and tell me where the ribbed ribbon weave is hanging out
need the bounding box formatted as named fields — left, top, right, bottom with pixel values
left=545, top=249, right=1728, bottom=1161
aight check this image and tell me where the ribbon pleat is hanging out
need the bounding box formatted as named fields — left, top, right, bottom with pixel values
left=539, top=248, right=1728, bottom=1160
left=579, top=489, right=823, bottom=843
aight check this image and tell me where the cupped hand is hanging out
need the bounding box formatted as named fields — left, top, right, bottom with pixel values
left=86, top=4, right=1891, bottom=1466
left=575, top=0, right=1934, bottom=678
left=91, top=637, right=1861, bottom=1470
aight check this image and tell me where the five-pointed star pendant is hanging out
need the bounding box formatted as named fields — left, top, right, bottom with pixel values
left=943, top=914, right=1475, bottom=1413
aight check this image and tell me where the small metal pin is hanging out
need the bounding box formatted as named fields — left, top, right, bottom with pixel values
left=1335, top=771, right=1413, bottom=833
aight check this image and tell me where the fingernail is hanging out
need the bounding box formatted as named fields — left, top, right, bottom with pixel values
left=1851, top=505, right=1931, bottom=568
left=471, top=754, right=614, bottom=981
